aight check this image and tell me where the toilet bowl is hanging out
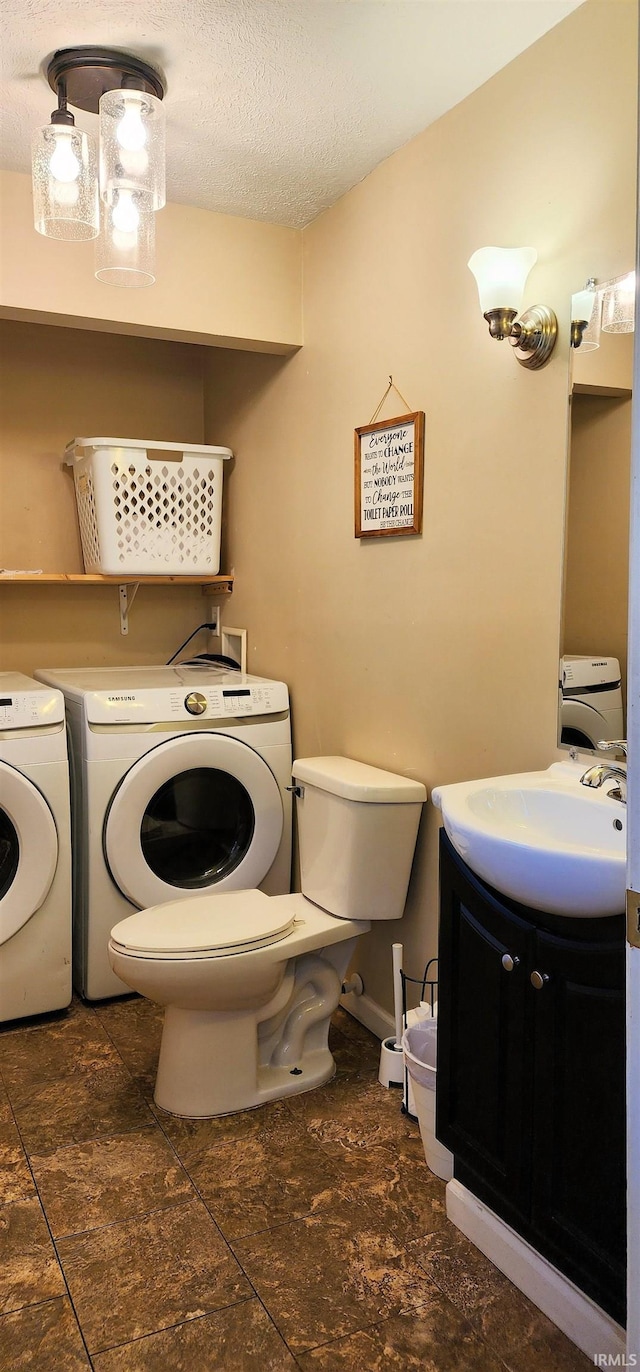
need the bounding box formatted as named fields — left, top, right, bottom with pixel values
left=109, top=756, right=426, bottom=1117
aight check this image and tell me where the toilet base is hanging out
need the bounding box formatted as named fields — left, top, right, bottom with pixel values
left=108, top=918, right=365, bottom=1119
left=153, top=1002, right=337, bottom=1118
left=152, top=945, right=354, bottom=1117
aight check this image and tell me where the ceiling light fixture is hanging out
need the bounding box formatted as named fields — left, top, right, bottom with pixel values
left=32, top=47, right=166, bottom=287
left=95, top=196, right=156, bottom=289
left=32, top=91, right=99, bottom=241
left=468, top=246, right=558, bottom=370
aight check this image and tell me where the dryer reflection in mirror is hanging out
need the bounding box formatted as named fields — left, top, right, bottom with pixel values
left=34, top=664, right=293, bottom=1000
left=0, top=674, right=72, bottom=1022
left=560, top=654, right=624, bottom=751
left=108, top=757, right=426, bottom=1119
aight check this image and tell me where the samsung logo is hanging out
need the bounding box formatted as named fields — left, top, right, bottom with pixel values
left=107, top=694, right=136, bottom=702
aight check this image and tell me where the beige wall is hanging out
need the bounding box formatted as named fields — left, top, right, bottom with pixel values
left=563, top=392, right=632, bottom=697
left=0, top=320, right=217, bottom=673
left=0, top=171, right=302, bottom=354
left=204, top=0, right=638, bottom=1013
left=0, top=1, right=635, bottom=1016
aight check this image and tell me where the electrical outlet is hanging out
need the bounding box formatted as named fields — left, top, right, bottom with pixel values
left=208, top=606, right=221, bottom=636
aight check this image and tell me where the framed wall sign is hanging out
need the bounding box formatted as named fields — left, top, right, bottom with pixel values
left=354, top=411, right=424, bottom=538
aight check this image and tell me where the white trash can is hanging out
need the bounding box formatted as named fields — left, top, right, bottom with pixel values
left=402, top=1020, right=454, bottom=1181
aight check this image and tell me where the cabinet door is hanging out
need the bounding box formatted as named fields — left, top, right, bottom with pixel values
left=437, top=832, right=534, bottom=1223
left=530, top=925, right=626, bottom=1325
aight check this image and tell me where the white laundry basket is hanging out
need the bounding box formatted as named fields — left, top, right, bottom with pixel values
left=402, top=1020, right=454, bottom=1181
left=65, top=437, right=232, bottom=576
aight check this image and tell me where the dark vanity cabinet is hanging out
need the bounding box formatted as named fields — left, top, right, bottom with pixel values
left=437, top=830, right=626, bottom=1325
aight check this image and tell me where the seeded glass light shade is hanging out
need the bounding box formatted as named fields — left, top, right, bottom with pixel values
left=468, top=246, right=537, bottom=315
left=32, top=124, right=99, bottom=240
left=572, top=287, right=601, bottom=351
left=95, top=194, right=155, bottom=287
left=602, top=272, right=635, bottom=334
left=99, top=88, right=165, bottom=210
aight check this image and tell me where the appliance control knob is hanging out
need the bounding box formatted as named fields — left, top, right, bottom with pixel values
left=184, top=692, right=207, bottom=716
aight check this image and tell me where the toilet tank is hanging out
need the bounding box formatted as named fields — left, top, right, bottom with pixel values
left=291, top=757, right=426, bottom=921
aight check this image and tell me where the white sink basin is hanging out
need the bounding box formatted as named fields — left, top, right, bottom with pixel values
left=432, top=761, right=626, bottom=918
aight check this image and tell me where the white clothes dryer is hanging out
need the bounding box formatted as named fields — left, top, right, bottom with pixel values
left=0, top=673, right=72, bottom=1021
left=560, top=655, right=624, bottom=750
left=35, top=665, right=292, bottom=1000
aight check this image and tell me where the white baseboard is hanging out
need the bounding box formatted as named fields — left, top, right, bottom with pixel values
left=446, top=1179, right=626, bottom=1361
left=339, top=989, right=394, bottom=1042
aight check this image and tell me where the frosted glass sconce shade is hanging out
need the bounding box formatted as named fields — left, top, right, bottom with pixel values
left=31, top=123, right=99, bottom=240
left=95, top=195, right=155, bottom=287
left=571, top=284, right=600, bottom=351
left=602, top=272, right=635, bottom=334
left=100, top=88, right=165, bottom=211
left=467, top=245, right=557, bottom=370
left=468, top=246, right=537, bottom=314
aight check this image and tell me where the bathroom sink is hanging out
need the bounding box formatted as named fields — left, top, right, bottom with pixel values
left=431, top=760, right=626, bottom=918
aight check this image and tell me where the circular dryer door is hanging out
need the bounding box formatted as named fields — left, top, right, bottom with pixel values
left=104, top=733, right=284, bottom=910
left=560, top=697, right=611, bottom=750
left=0, top=761, right=58, bottom=944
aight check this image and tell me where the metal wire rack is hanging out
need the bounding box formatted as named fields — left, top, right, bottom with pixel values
left=399, top=956, right=438, bottom=1118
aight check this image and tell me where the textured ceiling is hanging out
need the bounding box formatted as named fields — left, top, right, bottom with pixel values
left=1, top=0, right=583, bottom=228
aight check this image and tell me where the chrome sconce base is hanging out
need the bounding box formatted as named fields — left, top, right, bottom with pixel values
left=483, top=303, right=558, bottom=370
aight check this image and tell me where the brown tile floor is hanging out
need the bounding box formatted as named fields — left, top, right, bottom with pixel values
left=0, top=997, right=593, bottom=1372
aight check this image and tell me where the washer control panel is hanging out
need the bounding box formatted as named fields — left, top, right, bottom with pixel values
left=84, top=674, right=289, bottom=724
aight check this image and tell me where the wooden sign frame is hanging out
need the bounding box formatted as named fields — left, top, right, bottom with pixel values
left=354, top=411, right=424, bottom=538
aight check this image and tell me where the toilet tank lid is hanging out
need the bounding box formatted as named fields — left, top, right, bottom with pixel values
left=292, top=756, right=427, bottom=804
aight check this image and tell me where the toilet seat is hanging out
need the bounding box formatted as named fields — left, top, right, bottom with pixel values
left=110, top=888, right=295, bottom=960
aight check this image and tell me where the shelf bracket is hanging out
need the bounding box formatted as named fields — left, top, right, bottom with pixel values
left=118, top=582, right=140, bottom=635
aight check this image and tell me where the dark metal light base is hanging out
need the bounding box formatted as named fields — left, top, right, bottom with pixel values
left=47, top=47, right=165, bottom=114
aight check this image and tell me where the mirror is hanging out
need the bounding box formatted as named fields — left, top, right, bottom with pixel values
left=559, top=313, right=634, bottom=754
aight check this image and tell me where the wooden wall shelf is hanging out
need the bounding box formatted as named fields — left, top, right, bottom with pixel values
left=572, top=383, right=632, bottom=399
left=0, top=572, right=234, bottom=634
left=0, top=572, right=234, bottom=590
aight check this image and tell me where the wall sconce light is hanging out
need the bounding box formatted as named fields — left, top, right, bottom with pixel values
left=571, top=278, right=600, bottom=351
left=468, top=246, right=558, bottom=370
left=601, top=271, right=636, bottom=334
left=31, top=47, right=165, bottom=287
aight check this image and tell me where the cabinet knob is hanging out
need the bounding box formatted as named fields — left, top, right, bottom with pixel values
left=530, top=970, right=550, bottom=990
left=501, top=953, right=520, bottom=972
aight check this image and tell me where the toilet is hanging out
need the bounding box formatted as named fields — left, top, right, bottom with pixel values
left=108, top=756, right=426, bottom=1117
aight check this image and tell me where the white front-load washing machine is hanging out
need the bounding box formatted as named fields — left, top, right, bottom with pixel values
left=0, top=673, right=72, bottom=1021
left=35, top=665, right=292, bottom=1000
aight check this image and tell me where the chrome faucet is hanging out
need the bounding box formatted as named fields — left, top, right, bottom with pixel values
left=580, top=741, right=627, bottom=804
